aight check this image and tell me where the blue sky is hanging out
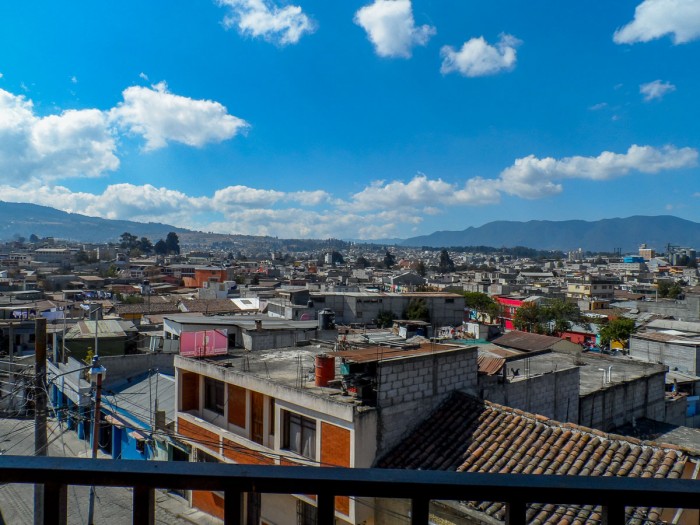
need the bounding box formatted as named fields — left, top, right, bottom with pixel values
left=0, top=0, right=699, bottom=240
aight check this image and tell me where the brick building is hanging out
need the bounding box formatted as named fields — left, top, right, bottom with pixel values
left=174, top=341, right=478, bottom=523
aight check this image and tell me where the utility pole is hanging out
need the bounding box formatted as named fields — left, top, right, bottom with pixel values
left=33, top=317, right=47, bottom=524
left=87, top=354, right=106, bottom=525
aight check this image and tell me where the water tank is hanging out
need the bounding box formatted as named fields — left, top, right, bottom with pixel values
left=315, top=354, right=335, bottom=387
left=318, top=309, right=335, bottom=330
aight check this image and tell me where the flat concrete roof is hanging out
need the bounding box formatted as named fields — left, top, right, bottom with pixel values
left=164, top=314, right=319, bottom=331
left=516, top=351, right=665, bottom=396
left=181, top=345, right=366, bottom=406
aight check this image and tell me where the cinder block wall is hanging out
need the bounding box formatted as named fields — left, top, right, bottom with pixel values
left=375, top=347, right=478, bottom=455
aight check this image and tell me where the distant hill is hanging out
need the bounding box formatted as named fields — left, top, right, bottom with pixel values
left=400, top=216, right=700, bottom=252
left=0, top=201, right=190, bottom=243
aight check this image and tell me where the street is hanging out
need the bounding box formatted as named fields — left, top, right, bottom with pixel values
left=0, top=417, right=221, bottom=525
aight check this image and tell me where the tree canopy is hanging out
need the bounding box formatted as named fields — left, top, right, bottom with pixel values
left=438, top=249, right=455, bottom=273
left=403, top=298, right=430, bottom=322
left=513, top=299, right=579, bottom=334
left=383, top=250, right=396, bottom=269
left=165, top=232, right=180, bottom=254
left=599, top=318, right=636, bottom=347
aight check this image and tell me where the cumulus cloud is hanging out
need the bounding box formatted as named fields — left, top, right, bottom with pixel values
left=345, top=173, right=500, bottom=212
left=497, top=145, right=698, bottom=199
left=440, top=34, right=521, bottom=77
left=0, top=83, right=247, bottom=183
left=0, top=144, right=695, bottom=240
left=614, top=0, right=700, bottom=44
left=109, top=82, right=248, bottom=150
left=217, top=0, right=315, bottom=45
left=640, top=80, right=676, bottom=101
left=0, top=89, right=118, bottom=182
left=354, top=0, right=436, bottom=58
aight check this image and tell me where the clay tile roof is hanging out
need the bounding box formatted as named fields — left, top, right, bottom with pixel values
left=377, top=392, right=688, bottom=525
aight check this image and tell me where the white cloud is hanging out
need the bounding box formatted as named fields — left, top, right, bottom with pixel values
left=345, top=173, right=500, bottom=212
left=0, top=83, right=247, bottom=183
left=109, top=81, right=249, bottom=150
left=589, top=102, right=608, bottom=111
left=614, top=0, right=700, bottom=44
left=440, top=34, right=521, bottom=77
left=497, top=145, right=698, bottom=199
left=70, top=76, right=78, bottom=84
left=139, top=72, right=149, bottom=81
left=640, top=80, right=676, bottom=101
left=217, top=0, right=315, bottom=45
left=0, top=89, right=118, bottom=182
left=354, top=0, right=435, bottom=58
left=0, top=73, right=4, bottom=79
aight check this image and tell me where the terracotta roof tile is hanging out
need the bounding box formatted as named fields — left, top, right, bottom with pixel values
left=377, top=392, right=687, bottom=525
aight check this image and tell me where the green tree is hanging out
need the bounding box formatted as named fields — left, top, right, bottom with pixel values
left=383, top=250, right=396, bottom=269
left=542, top=299, right=580, bottom=334
left=404, top=298, right=430, bottom=322
left=29, top=233, right=39, bottom=243
left=355, top=256, right=370, bottom=269
left=154, top=239, right=168, bottom=255
left=438, top=249, right=455, bottom=273
left=138, top=237, right=153, bottom=254
left=375, top=310, right=396, bottom=328
left=331, top=251, right=344, bottom=265
left=657, top=280, right=683, bottom=299
left=119, top=232, right=138, bottom=250
left=416, top=261, right=427, bottom=277
left=513, top=302, right=545, bottom=333
left=599, top=318, right=636, bottom=347
left=165, top=232, right=180, bottom=254
left=463, top=292, right=501, bottom=324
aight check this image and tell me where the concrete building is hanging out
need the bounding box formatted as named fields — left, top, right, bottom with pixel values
left=162, top=315, right=333, bottom=353
left=310, top=292, right=465, bottom=326
left=630, top=319, right=700, bottom=376
left=173, top=341, right=478, bottom=523
left=566, top=275, right=619, bottom=302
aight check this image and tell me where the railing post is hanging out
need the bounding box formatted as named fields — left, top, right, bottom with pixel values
left=505, top=500, right=527, bottom=525
left=411, top=497, right=430, bottom=525
left=317, top=493, right=335, bottom=525
left=42, top=483, right=67, bottom=525
left=132, top=486, right=155, bottom=525
left=224, top=489, right=244, bottom=525
left=601, top=504, right=625, bottom=525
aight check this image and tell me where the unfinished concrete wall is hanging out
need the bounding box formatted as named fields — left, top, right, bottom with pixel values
left=578, top=371, right=666, bottom=431
left=479, top=367, right=580, bottom=423
left=637, top=296, right=700, bottom=321
left=630, top=336, right=700, bottom=376
left=375, top=347, right=478, bottom=456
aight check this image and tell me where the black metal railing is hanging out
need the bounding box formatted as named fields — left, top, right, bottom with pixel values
left=0, top=455, right=698, bottom=525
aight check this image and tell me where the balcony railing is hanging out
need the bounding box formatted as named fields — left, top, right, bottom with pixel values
left=0, top=455, right=698, bottom=525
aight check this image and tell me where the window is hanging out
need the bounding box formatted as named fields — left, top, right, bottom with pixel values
left=297, top=500, right=317, bottom=525
left=283, top=411, right=316, bottom=459
left=204, top=378, right=225, bottom=415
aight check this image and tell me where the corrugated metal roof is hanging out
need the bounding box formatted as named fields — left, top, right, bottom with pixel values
left=71, top=320, right=131, bottom=338
left=328, top=342, right=466, bottom=364
left=103, top=373, right=175, bottom=427
left=491, top=331, right=561, bottom=352
left=477, top=354, right=505, bottom=375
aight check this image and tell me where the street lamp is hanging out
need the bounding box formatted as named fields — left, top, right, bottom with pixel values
left=87, top=355, right=106, bottom=525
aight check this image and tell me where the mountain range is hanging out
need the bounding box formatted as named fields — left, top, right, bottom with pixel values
left=1, top=201, right=698, bottom=252
left=0, top=201, right=189, bottom=243
left=400, top=216, right=700, bottom=252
